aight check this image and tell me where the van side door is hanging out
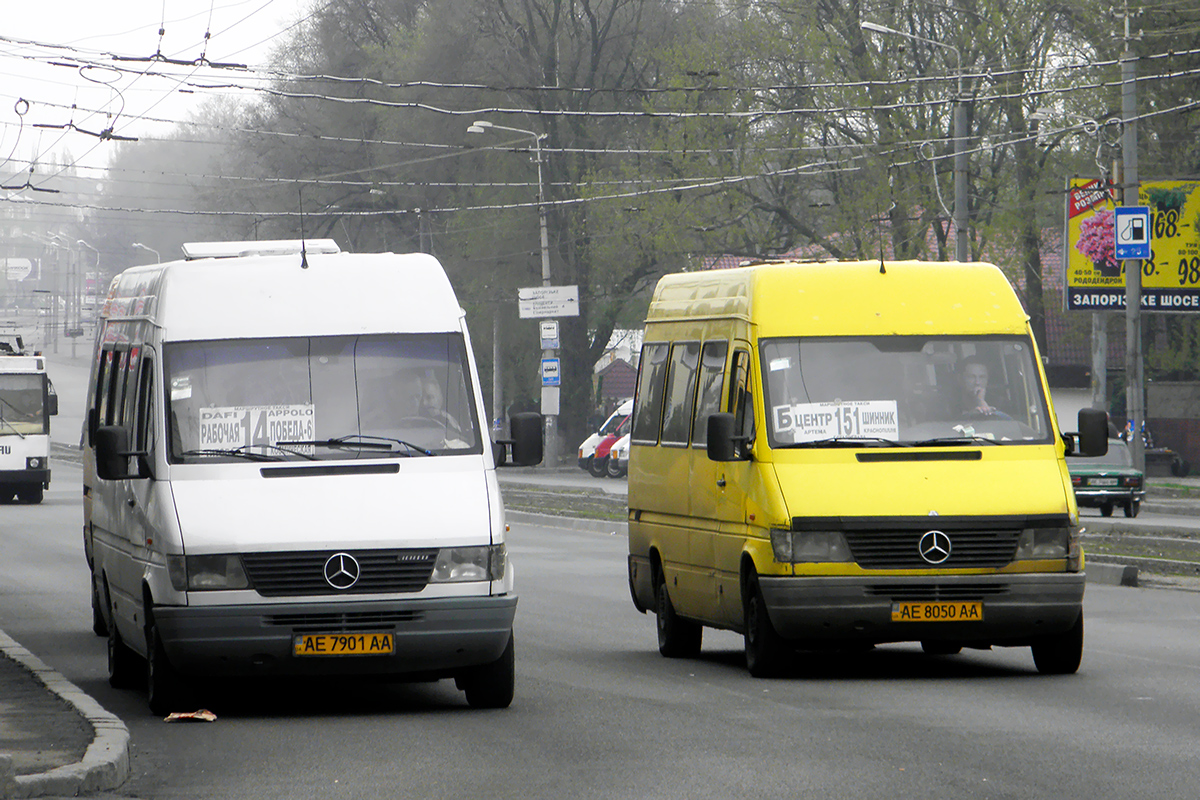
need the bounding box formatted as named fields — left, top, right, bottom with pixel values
left=714, top=345, right=756, bottom=626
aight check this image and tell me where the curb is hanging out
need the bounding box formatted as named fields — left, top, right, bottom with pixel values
left=0, top=632, right=129, bottom=800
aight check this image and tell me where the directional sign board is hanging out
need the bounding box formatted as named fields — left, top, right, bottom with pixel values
left=518, top=285, right=580, bottom=319
left=541, top=357, right=561, bottom=386
left=1114, top=206, right=1151, bottom=260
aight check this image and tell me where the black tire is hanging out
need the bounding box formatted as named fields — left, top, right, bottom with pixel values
left=1124, top=500, right=1140, bottom=518
left=1100, top=503, right=1113, bottom=517
left=1031, top=613, right=1084, bottom=675
left=744, top=580, right=787, bottom=678
left=606, top=457, right=626, bottom=479
left=146, top=612, right=188, bottom=716
left=588, top=455, right=608, bottom=478
left=107, top=595, right=142, bottom=690
left=458, top=633, right=515, bottom=709
left=91, top=578, right=108, bottom=637
left=921, top=640, right=963, bottom=656
left=17, top=484, right=43, bottom=504
left=656, top=580, right=701, bottom=658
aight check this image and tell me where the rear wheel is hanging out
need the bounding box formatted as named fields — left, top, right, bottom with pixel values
left=1124, top=500, right=1140, bottom=518
left=744, top=579, right=787, bottom=678
left=146, top=611, right=189, bottom=716
left=457, top=633, right=515, bottom=709
left=1031, top=613, right=1084, bottom=675
left=655, top=579, right=701, bottom=658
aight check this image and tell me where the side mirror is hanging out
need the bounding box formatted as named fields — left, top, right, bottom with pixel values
left=1072, top=408, right=1109, bottom=458
left=95, top=426, right=151, bottom=480
left=707, top=412, right=749, bottom=462
left=46, top=393, right=58, bottom=416
left=495, top=412, right=544, bottom=467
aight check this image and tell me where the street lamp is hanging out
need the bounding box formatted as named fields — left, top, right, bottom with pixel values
left=467, top=119, right=559, bottom=466
left=862, top=21, right=970, bottom=262
left=132, top=242, right=160, bottom=263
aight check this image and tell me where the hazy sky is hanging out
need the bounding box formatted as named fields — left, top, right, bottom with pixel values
left=2, top=0, right=316, bottom=172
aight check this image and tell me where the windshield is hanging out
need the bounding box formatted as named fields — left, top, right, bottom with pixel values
left=0, top=374, right=47, bottom=436
left=163, top=334, right=481, bottom=462
left=759, top=335, right=1053, bottom=448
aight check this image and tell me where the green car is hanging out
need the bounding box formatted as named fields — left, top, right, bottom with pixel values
left=1070, top=438, right=1146, bottom=518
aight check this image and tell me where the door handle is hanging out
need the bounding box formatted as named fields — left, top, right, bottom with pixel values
left=127, top=498, right=136, bottom=508
left=716, top=476, right=726, bottom=488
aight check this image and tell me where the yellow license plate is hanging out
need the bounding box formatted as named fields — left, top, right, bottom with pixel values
left=891, top=601, right=983, bottom=623
left=293, top=632, right=395, bottom=656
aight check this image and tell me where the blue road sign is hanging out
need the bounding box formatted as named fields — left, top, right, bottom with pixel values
left=1114, top=206, right=1151, bottom=260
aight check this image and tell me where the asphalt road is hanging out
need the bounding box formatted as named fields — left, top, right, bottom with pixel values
left=3, top=461, right=1200, bottom=799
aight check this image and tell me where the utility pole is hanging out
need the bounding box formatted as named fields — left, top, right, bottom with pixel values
left=1121, top=3, right=1145, bottom=472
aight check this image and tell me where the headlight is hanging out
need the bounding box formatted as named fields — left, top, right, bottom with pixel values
left=184, top=554, right=250, bottom=590
left=770, top=529, right=853, bottom=563
left=430, top=544, right=507, bottom=583
left=1015, top=527, right=1071, bottom=560
left=26, top=457, right=44, bottom=470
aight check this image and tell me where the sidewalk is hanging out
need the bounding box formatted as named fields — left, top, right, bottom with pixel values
left=0, top=632, right=128, bottom=799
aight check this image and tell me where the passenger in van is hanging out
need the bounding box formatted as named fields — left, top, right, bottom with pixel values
left=953, top=357, right=1010, bottom=419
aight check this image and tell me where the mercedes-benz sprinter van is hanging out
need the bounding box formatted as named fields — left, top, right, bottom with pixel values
left=626, top=260, right=1107, bottom=677
left=83, top=240, right=541, bottom=713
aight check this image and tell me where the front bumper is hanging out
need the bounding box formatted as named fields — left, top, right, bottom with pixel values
left=758, top=572, right=1084, bottom=646
left=0, top=468, right=50, bottom=487
left=154, top=594, right=517, bottom=678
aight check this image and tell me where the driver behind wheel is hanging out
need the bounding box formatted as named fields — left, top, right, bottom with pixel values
left=953, top=356, right=1011, bottom=419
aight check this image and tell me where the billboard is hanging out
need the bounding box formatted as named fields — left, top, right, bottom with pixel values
left=1063, top=177, right=1200, bottom=312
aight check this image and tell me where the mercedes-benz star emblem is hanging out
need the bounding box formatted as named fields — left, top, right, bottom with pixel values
left=918, top=530, right=952, bottom=565
left=324, top=553, right=361, bottom=590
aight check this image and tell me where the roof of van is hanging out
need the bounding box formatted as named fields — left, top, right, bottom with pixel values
left=646, top=260, right=1030, bottom=337
left=103, top=250, right=465, bottom=340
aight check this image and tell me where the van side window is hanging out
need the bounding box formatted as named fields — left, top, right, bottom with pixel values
left=660, top=342, right=700, bottom=446
left=730, top=349, right=754, bottom=446
left=91, top=349, right=114, bottom=441
left=133, top=356, right=155, bottom=453
left=631, top=343, right=669, bottom=445
left=111, top=350, right=131, bottom=426
left=691, top=340, right=728, bottom=446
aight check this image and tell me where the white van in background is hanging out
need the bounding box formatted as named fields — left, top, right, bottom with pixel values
left=83, top=240, right=541, bottom=714
left=577, top=398, right=632, bottom=477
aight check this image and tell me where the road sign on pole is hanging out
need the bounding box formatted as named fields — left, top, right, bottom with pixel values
left=1114, top=206, right=1151, bottom=260
left=518, top=286, right=579, bottom=318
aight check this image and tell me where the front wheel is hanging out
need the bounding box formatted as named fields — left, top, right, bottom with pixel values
left=17, top=484, right=43, bottom=504
left=656, top=580, right=701, bottom=658
left=744, top=581, right=787, bottom=678
left=1124, top=500, right=1140, bottom=518
left=146, top=612, right=189, bottom=716
left=606, top=457, right=626, bottom=479
left=588, top=456, right=608, bottom=477
left=920, top=640, right=963, bottom=656
left=457, top=633, right=515, bottom=709
left=107, top=593, right=141, bottom=690
left=1031, top=613, right=1084, bottom=675
left=1100, top=503, right=1114, bottom=517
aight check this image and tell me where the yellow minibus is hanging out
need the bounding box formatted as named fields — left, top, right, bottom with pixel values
left=626, top=260, right=1108, bottom=676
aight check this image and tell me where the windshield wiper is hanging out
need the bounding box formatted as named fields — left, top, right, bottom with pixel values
left=0, top=415, right=27, bottom=439
left=277, top=433, right=436, bottom=457
left=913, top=436, right=1003, bottom=446
left=779, top=437, right=907, bottom=448
left=178, top=446, right=298, bottom=462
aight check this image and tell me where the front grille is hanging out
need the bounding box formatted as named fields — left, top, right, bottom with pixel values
left=241, top=549, right=438, bottom=597
left=844, top=528, right=1020, bottom=569
left=264, top=609, right=424, bottom=633
left=865, top=583, right=1011, bottom=601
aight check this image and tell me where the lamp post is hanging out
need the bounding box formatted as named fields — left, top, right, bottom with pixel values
left=862, top=21, right=969, bottom=262
left=132, top=242, right=160, bottom=263
left=467, top=119, right=558, bottom=466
